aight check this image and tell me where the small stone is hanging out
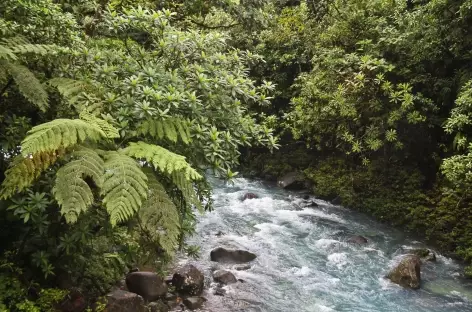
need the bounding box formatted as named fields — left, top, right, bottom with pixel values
left=411, top=248, right=436, bottom=262
left=213, top=287, right=226, bottom=296
left=242, top=193, right=258, bottom=200
left=148, top=301, right=169, bottom=312
left=237, top=279, right=245, bottom=283
left=215, top=231, right=225, bottom=237
left=347, top=235, right=368, bottom=244
left=234, top=264, right=251, bottom=271
left=183, top=297, right=206, bottom=310
left=213, top=270, right=237, bottom=284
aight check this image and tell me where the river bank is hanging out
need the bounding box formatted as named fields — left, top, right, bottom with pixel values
left=173, top=176, right=472, bottom=311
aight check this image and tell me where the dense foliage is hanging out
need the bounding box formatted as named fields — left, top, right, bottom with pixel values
left=3, top=0, right=472, bottom=310
left=0, top=0, right=276, bottom=310
left=244, top=0, right=472, bottom=276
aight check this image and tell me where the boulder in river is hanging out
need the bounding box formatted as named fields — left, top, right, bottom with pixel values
left=210, top=247, right=257, bottom=263
left=411, top=248, right=436, bottom=262
left=387, top=255, right=421, bottom=289
left=242, top=192, right=258, bottom=200
left=183, top=297, right=206, bottom=310
left=106, top=289, right=146, bottom=312
left=172, top=264, right=204, bottom=296
left=213, top=270, right=237, bottom=284
left=277, top=171, right=307, bottom=190
left=347, top=235, right=368, bottom=244
left=125, top=271, right=167, bottom=302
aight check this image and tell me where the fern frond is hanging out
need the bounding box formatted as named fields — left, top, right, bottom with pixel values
left=10, top=43, right=57, bottom=56
left=139, top=169, right=180, bottom=256
left=138, top=117, right=191, bottom=144
left=48, top=78, right=90, bottom=104
left=79, top=111, right=120, bottom=139
left=171, top=170, right=203, bottom=213
left=122, top=141, right=201, bottom=180
left=0, top=45, right=16, bottom=61
left=21, top=119, right=107, bottom=156
left=0, top=150, right=65, bottom=199
left=101, top=152, right=148, bottom=226
left=53, top=148, right=104, bottom=223
left=1, top=60, right=48, bottom=111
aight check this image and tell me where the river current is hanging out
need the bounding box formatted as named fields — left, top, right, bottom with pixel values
left=178, top=177, right=472, bottom=311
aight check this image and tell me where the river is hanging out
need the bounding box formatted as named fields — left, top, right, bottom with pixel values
left=177, top=177, right=472, bottom=311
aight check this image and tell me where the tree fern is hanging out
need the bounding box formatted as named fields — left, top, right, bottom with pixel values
left=0, top=150, right=65, bottom=199
left=21, top=118, right=109, bottom=156
left=0, top=59, right=48, bottom=111
left=53, top=148, right=104, bottom=223
left=170, top=170, right=203, bottom=212
left=48, top=78, right=92, bottom=106
left=101, top=152, right=149, bottom=226
left=122, top=141, right=201, bottom=180
left=79, top=111, right=120, bottom=139
left=138, top=117, right=191, bottom=144
left=139, top=169, right=180, bottom=256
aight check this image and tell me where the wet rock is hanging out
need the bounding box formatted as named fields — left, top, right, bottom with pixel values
left=277, top=172, right=307, bottom=190
left=172, top=264, right=204, bottom=296
left=215, top=231, right=225, bottom=237
left=148, top=301, right=169, bottom=312
left=387, top=255, right=421, bottom=289
left=213, top=286, right=226, bottom=296
left=106, top=290, right=146, bottom=312
left=302, top=194, right=310, bottom=200
left=125, top=271, right=167, bottom=302
left=242, top=193, right=258, bottom=200
left=213, top=270, right=237, bottom=284
left=234, top=264, right=251, bottom=271
left=237, top=278, right=246, bottom=283
left=183, top=297, right=206, bottom=310
left=347, top=235, right=368, bottom=244
left=210, top=247, right=257, bottom=264
left=411, top=248, right=436, bottom=262
left=331, top=196, right=342, bottom=205
left=306, top=200, right=319, bottom=207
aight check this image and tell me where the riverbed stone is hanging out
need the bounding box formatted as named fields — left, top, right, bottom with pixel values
left=210, top=247, right=257, bottom=263
left=148, top=301, right=169, bottom=312
left=387, top=255, right=421, bottom=289
left=106, top=289, right=146, bottom=312
left=183, top=297, right=206, bottom=310
left=347, top=235, right=368, bottom=244
left=172, top=264, right=204, bottom=296
left=213, top=270, right=237, bottom=284
left=234, top=264, right=251, bottom=271
left=411, top=248, right=436, bottom=262
left=242, top=192, right=258, bottom=200
left=277, top=171, right=306, bottom=190
left=125, top=272, right=167, bottom=302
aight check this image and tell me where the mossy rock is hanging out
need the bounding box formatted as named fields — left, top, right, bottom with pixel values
left=386, top=255, right=421, bottom=289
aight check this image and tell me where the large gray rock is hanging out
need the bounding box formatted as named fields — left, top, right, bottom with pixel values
left=172, top=264, right=204, bottom=296
left=387, top=255, right=421, bottom=289
left=183, top=297, right=206, bottom=310
left=213, top=270, right=237, bottom=284
left=210, top=247, right=257, bottom=264
left=125, top=272, right=167, bottom=302
left=347, top=235, right=368, bottom=244
left=106, top=290, right=146, bottom=312
left=277, top=171, right=307, bottom=190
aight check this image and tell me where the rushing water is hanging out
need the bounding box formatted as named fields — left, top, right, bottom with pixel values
left=178, top=177, right=472, bottom=312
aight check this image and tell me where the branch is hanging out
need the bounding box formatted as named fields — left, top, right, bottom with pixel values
left=190, top=19, right=240, bottom=29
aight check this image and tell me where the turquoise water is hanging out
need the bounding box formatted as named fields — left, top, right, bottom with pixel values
left=181, top=177, right=472, bottom=311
